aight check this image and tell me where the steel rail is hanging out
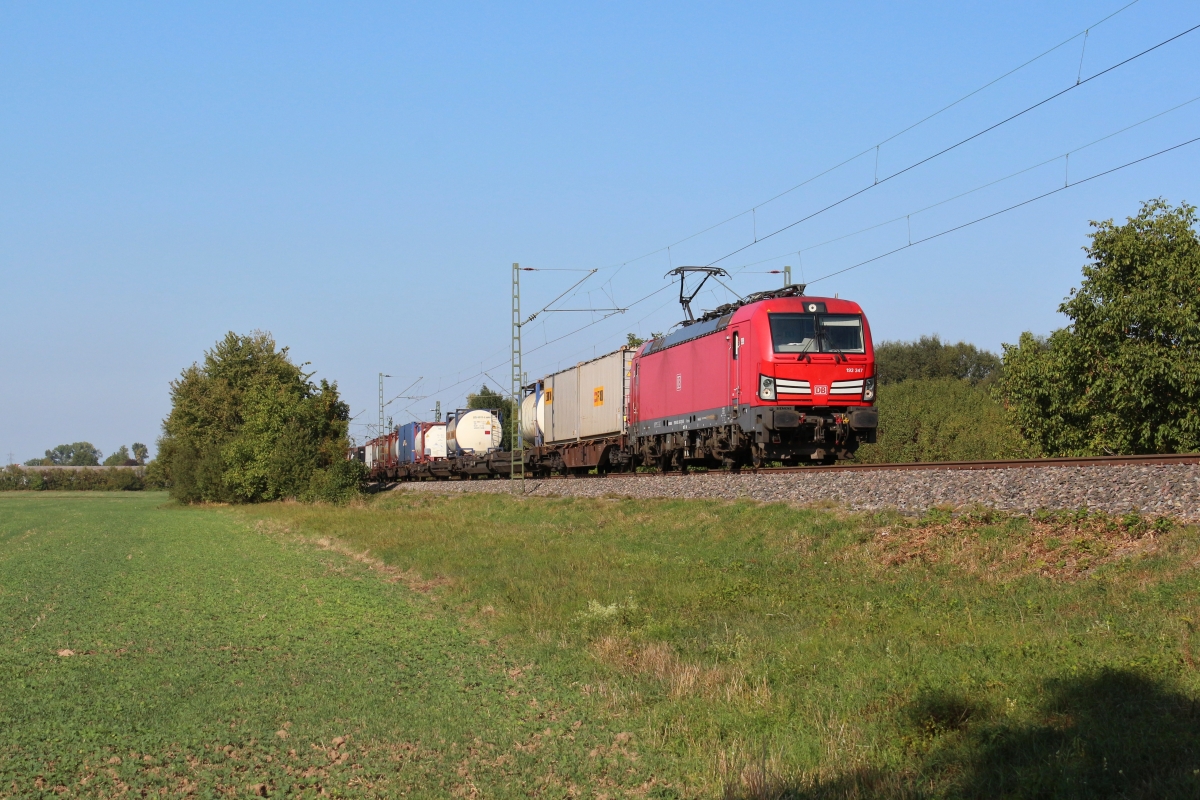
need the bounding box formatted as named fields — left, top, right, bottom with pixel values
left=534, top=452, right=1200, bottom=479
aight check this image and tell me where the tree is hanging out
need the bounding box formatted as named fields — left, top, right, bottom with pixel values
left=998, top=199, right=1200, bottom=455
left=131, top=443, right=149, bottom=465
left=37, top=442, right=103, bottom=466
left=157, top=331, right=353, bottom=503
left=466, top=384, right=515, bottom=450
left=103, top=445, right=132, bottom=466
left=874, top=335, right=1002, bottom=386
left=625, top=332, right=663, bottom=348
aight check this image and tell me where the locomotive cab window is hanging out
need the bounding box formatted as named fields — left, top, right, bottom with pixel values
left=769, top=313, right=864, bottom=354
left=769, top=314, right=818, bottom=353
left=820, top=315, right=865, bottom=353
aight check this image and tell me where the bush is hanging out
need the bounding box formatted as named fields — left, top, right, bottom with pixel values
left=143, top=459, right=170, bottom=490
left=854, top=378, right=1031, bottom=463
left=302, top=459, right=369, bottom=504
left=0, top=465, right=148, bottom=491
left=157, top=331, right=355, bottom=503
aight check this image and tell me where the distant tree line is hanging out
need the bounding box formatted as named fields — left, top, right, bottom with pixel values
left=874, top=336, right=1001, bottom=387
left=24, top=442, right=149, bottom=467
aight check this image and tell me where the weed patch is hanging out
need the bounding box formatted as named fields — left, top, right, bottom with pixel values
left=878, top=507, right=1172, bottom=580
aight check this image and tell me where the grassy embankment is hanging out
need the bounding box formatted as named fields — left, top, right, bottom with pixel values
left=246, top=492, right=1200, bottom=798
left=3, top=491, right=1199, bottom=797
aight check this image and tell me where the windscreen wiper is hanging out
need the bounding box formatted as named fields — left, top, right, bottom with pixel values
left=819, top=324, right=845, bottom=363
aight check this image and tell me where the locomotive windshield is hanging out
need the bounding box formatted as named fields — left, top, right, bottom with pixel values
left=769, top=313, right=864, bottom=354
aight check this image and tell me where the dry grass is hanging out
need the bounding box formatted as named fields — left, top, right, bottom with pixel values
left=875, top=512, right=1170, bottom=580
left=590, top=636, right=772, bottom=706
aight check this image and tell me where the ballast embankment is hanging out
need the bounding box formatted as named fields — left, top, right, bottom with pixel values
left=392, top=463, right=1200, bottom=520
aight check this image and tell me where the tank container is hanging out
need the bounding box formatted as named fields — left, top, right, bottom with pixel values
left=447, top=409, right=502, bottom=454
left=519, top=387, right=547, bottom=445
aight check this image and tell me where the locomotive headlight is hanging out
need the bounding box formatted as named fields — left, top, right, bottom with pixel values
left=863, top=377, right=876, bottom=403
left=759, top=374, right=776, bottom=400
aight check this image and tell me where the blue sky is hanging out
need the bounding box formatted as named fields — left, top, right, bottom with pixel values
left=2, top=1, right=1198, bottom=459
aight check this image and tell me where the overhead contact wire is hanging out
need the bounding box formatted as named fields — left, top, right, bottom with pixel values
left=704, top=21, right=1200, bottom=268
left=727, top=92, right=1200, bottom=273
left=599, top=0, right=1145, bottom=278
left=805, top=135, right=1200, bottom=285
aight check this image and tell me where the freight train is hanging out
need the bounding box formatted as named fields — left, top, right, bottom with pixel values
left=353, top=284, right=877, bottom=480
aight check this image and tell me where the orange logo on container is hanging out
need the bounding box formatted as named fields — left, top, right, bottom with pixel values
left=593, top=387, right=604, bottom=406
left=543, top=388, right=553, bottom=404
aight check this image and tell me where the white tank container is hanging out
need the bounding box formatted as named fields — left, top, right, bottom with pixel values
left=448, top=409, right=502, bottom=454
left=520, top=390, right=547, bottom=445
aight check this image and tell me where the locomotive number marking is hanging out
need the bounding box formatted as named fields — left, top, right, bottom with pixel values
left=846, top=367, right=864, bottom=374
left=814, top=385, right=829, bottom=395
left=593, top=387, right=604, bottom=406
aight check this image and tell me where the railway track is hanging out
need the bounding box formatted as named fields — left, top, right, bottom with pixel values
left=378, top=452, right=1200, bottom=484
left=526, top=452, right=1200, bottom=480
left=392, top=452, right=1200, bottom=520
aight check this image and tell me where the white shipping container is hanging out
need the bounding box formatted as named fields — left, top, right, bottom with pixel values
left=546, top=368, right=579, bottom=443
left=543, top=348, right=631, bottom=444
left=578, top=348, right=632, bottom=439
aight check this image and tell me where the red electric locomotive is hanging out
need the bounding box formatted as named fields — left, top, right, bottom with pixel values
left=629, top=283, right=877, bottom=468
left=362, top=276, right=877, bottom=481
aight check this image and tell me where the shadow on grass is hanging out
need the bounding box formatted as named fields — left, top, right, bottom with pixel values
left=725, top=669, right=1200, bottom=799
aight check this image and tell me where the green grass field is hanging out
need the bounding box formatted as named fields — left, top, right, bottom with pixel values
left=3, top=491, right=1199, bottom=798
left=0, top=493, right=665, bottom=798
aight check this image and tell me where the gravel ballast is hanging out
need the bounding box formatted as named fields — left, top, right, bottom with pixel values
left=392, top=464, right=1200, bottom=520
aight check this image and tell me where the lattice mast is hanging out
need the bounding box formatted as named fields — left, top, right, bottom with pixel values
left=510, top=262, right=524, bottom=490
left=378, top=373, right=386, bottom=439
